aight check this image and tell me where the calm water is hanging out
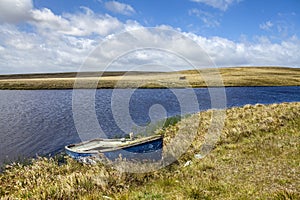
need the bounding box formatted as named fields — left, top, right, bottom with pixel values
left=0, top=87, right=299, bottom=165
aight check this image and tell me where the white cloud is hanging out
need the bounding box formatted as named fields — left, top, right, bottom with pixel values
left=186, top=32, right=300, bottom=67
left=83, top=27, right=212, bottom=72
left=80, top=27, right=300, bottom=73
left=0, top=0, right=33, bottom=23
left=30, top=7, right=124, bottom=37
left=0, top=24, right=97, bottom=74
left=0, top=7, right=140, bottom=74
left=105, top=1, right=135, bottom=15
left=30, top=8, right=72, bottom=33
left=260, top=21, right=273, bottom=31
left=190, top=0, right=242, bottom=11
left=188, top=9, right=220, bottom=27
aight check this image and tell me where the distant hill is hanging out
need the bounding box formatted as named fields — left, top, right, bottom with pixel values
left=0, top=66, right=299, bottom=89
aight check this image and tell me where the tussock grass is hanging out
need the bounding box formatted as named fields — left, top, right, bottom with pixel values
left=1, top=102, right=300, bottom=199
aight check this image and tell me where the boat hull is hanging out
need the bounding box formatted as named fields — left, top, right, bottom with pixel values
left=103, top=138, right=163, bottom=161
left=65, top=135, right=163, bottom=162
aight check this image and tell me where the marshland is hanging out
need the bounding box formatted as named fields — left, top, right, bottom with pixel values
left=0, top=67, right=300, bottom=89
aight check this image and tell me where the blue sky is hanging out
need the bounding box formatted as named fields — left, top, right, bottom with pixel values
left=0, top=0, right=299, bottom=74
left=32, top=0, right=299, bottom=40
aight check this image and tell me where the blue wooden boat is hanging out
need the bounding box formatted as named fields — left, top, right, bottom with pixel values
left=65, top=135, right=163, bottom=163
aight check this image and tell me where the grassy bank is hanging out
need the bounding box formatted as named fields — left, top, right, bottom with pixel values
left=1, top=102, right=300, bottom=199
left=0, top=67, right=299, bottom=89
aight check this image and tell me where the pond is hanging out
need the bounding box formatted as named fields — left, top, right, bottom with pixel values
left=0, top=86, right=299, bottom=165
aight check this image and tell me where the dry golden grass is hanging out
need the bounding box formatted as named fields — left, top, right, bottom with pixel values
left=1, top=102, right=300, bottom=199
left=0, top=67, right=299, bottom=89
left=219, top=66, right=300, bottom=86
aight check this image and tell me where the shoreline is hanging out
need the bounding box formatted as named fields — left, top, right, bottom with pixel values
left=1, top=102, right=299, bottom=199
left=1, top=85, right=300, bottom=91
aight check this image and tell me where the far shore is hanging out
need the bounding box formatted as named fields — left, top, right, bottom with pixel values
left=0, top=66, right=299, bottom=89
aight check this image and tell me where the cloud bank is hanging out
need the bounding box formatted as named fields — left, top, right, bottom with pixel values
left=0, top=0, right=33, bottom=23
left=0, top=0, right=299, bottom=74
